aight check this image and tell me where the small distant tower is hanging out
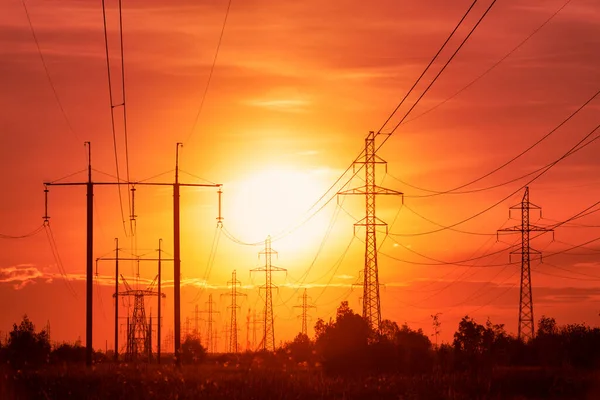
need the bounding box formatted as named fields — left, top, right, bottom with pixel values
left=201, top=294, right=219, bottom=353
left=222, top=270, right=246, bottom=353
left=251, top=236, right=286, bottom=351
left=294, top=289, right=316, bottom=336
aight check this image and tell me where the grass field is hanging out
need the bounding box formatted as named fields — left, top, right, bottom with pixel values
left=1, top=357, right=598, bottom=399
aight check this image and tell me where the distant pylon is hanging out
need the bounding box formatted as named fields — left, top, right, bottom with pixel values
left=338, top=131, right=403, bottom=332
left=194, top=304, right=200, bottom=339
left=498, top=186, right=553, bottom=341
left=245, top=309, right=251, bottom=351
left=200, top=294, right=219, bottom=353
left=222, top=270, right=246, bottom=353
left=251, top=236, right=286, bottom=351
left=293, top=289, right=316, bottom=336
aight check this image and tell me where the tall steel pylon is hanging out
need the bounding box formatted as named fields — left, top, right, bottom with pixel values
left=338, top=131, right=403, bottom=332
left=498, top=186, right=553, bottom=341
left=294, top=289, right=316, bottom=336
left=251, top=236, right=286, bottom=351
left=222, top=270, right=246, bottom=353
left=200, top=294, right=219, bottom=353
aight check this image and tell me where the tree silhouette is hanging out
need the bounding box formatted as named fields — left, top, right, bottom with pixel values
left=5, top=315, right=50, bottom=369
left=181, top=336, right=206, bottom=364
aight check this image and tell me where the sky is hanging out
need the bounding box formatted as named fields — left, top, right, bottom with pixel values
left=1, top=0, right=600, bottom=351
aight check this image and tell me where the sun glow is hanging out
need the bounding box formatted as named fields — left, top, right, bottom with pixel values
left=224, top=167, right=331, bottom=254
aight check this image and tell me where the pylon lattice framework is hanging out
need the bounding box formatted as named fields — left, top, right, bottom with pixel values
left=222, top=270, right=246, bottom=353
left=294, top=288, right=316, bottom=336
left=251, top=236, right=286, bottom=351
left=200, top=294, right=219, bottom=353
left=498, top=186, right=553, bottom=341
left=338, top=131, right=403, bottom=332
left=116, top=274, right=165, bottom=361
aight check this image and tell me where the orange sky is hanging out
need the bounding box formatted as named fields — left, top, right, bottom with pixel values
left=1, top=0, right=600, bottom=350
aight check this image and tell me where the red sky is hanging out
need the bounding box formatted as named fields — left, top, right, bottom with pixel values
left=1, top=0, right=599, bottom=350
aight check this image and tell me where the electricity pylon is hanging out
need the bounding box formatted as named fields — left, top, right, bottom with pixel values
left=498, top=186, right=553, bottom=341
left=221, top=270, right=246, bottom=353
left=338, top=131, right=403, bottom=332
left=116, top=274, right=165, bottom=361
left=200, top=294, right=219, bottom=353
left=251, top=236, right=286, bottom=351
left=293, top=289, right=316, bottom=336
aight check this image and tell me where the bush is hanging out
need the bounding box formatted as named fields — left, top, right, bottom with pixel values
left=181, top=336, right=207, bottom=364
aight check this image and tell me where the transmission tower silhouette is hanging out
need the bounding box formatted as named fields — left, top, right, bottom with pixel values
left=338, top=131, right=403, bottom=331
left=251, top=236, right=286, bottom=351
left=116, top=274, right=165, bottom=361
left=200, top=294, right=219, bottom=353
left=294, top=289, right=316, bottom=336
left=498, top=186, right=553, bottom=341
left=222, top=270, right=246, bottom=353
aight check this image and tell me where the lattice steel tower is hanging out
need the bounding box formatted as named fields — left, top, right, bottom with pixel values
left=222, top=270, right=246, bottom=353
left=498, top=186, right=553, bottom=341
left=251, top=236, right=286, bottom=351
left=116, top=274, right=165, bottom=361
left=201, top=294, right=219, bottom=353
left=294, top=289, right=316, bottom=336
left=338, top=131, right=403, bottom=332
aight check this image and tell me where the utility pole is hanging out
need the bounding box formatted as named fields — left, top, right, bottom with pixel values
left=251, top=236, right=286, bottom=351
left=498, top=186, right=553, bottom=341
left=201, top=294, right=219, bottom=353
left=338, top=131, right=403, bottom=332
left=96, top=241, right=172, bottom=363
left=46, top=142, right=221, bottom=366
left=293, top=289, right=316, bottom=336
left=222, top=270, right=246, bottom=353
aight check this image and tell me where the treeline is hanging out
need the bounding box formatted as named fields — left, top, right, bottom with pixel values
left=279, top=302, right=600, bottom=374
left=2, top=304, right=600, bottom=374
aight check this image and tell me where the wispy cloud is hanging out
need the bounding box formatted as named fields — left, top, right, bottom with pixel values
left=244, top=98, right=311, bottom=113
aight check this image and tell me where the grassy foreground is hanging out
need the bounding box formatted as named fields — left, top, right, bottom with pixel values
left=1, top=359, right=598, bottom=400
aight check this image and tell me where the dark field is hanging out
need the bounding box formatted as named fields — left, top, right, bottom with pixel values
left=1, top=360, right=598, bottom=400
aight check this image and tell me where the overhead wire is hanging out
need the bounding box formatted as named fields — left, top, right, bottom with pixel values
left=185, top=0, right=233, bottom=145
left=401, top=0, right=573, bottom=128
left=385, top=122, right=600, bottom=237
left=20, top=0, right=80, bottom=143
left=101, top=0, right=130, bottom=237
left=44, top=224, right=78, bottom=298
left=1, top=225, right=44, bottom=239
left=390, top=87, right=600, bottom=197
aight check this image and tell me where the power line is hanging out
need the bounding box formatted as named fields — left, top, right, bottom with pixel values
left=381, top=0, right=499, bottom=136
left=401, top=0, right=573, bottom=127
left=101, top=0, right=129, bottom=237
left=386, top=122, right=600, bottom=237
left=390, top=87, right=600, bottom=197
left=377, top=0, right=479, bottom=133
left=185, top=0, right=233, bottom=145
left=20, top=0, right=80, bottom=143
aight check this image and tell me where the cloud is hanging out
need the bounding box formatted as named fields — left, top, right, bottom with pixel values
left=244, top=98, right=311, bottom=113
left=0, top=264, right=45, bottom=290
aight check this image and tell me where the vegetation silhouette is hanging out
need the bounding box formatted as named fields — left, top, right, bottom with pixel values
left=1, top=309, right=599, bottom=398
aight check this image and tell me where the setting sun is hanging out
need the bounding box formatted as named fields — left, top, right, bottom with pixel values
left=224, top=167, right=331, bottom=253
